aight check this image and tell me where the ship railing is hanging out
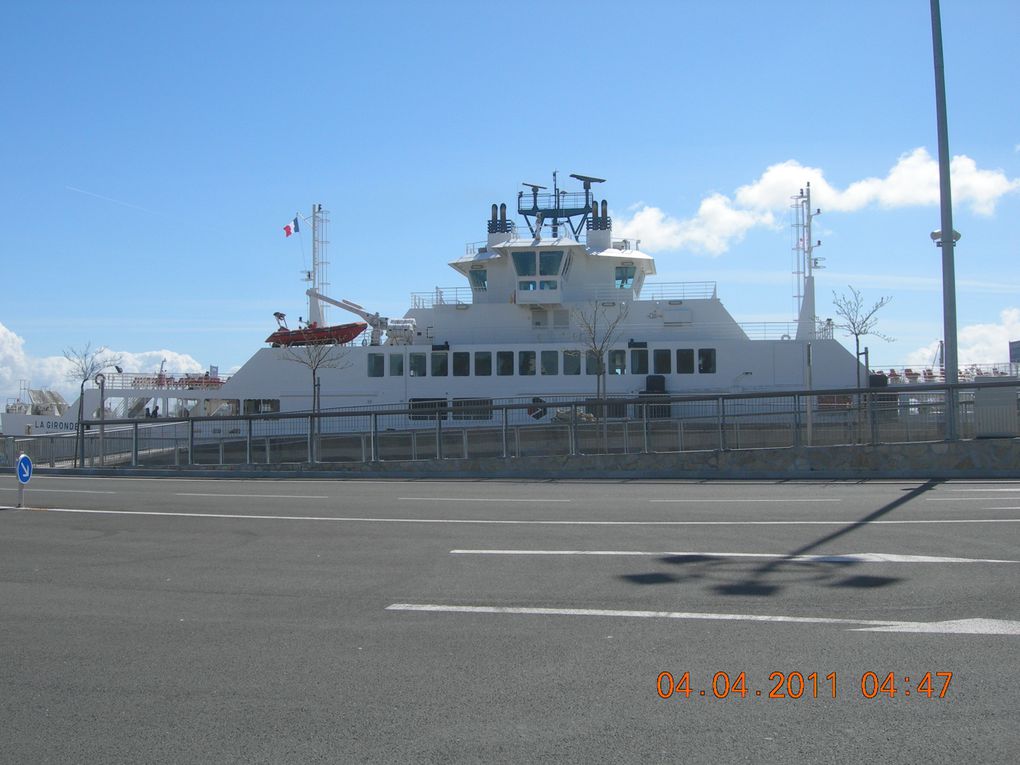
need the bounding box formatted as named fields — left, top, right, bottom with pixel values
left=411, top=287, right=474, bottom=309
left=737, top=322, right=800, bottom=340
left=26, top=377, right=1015, bottom=468
left=871, top=363, right=1017, bottom=385
left=98, top=372, right=234, bottom=390
left=637, top=282, right=717, bottom=300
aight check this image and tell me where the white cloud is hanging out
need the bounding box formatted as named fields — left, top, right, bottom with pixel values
left=616, top=148, right=1020, bottom=255
left=735, top=149, right=1019, bottom=216
left=904, top=308, right=1020, bottom=367
left=0, top=321, right=204, bottom=403
left=614, top=194, right=775, bottom=256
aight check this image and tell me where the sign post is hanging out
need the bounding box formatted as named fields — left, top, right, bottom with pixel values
left=16, top=453, right=33, bottom=508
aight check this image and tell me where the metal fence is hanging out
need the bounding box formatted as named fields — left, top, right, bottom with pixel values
left=4, top=380, right=1018, bottom=470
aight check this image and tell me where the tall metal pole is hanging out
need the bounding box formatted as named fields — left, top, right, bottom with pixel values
left=930, top=0, right=959, bottom=440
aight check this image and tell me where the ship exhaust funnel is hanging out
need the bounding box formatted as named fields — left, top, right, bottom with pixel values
left=487, top=202, right=512, bottom=245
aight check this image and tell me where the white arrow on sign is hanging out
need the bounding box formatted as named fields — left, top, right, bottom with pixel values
left=16, top=455, right=32, bottom=483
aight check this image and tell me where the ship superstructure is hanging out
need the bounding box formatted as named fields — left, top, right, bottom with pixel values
left=4, top=174, right=873, bottom=435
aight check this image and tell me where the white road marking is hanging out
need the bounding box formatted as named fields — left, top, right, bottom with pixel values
left=648, top=498, right=841, bottom=503
left=400, top=497, right=572, bottom=503
left=926, top=497, right=1020, bottom=502
left=946, top=488, right=1020, bottom=492
left=174, top=493, right=329, bottom=499
left=853, top=618, right=1020, bottom=634
left=449, top=549, right=1019, bottom=563
left=0, top=487, right=116, bottom=494
left=10, top=507, right=1020, bottom=527
left=385, top=604, right=1020, bottom=635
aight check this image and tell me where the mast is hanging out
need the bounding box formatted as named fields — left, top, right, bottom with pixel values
left=793, top=183, right=823, bottom=340
left=303, top=204, right=330, bottom=327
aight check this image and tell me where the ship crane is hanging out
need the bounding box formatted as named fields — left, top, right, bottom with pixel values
left=305, top=289, right=415, bottom=345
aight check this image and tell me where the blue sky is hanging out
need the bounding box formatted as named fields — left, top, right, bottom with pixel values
left=2, top=0, right=1018, bottom=400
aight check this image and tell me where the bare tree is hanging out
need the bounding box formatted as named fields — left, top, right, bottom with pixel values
left=832, top=286, right=893, bottom=388
left=64, top=343, right=122, bottom=467
left=571, top=300, right=630, bottom=402
left=281, top=342, right=352, bottom=415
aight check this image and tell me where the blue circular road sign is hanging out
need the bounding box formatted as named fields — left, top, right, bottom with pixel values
left=16, top=454, right=33, bottom=484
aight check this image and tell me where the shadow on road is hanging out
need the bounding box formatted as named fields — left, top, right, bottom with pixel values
left=619, top=479, right=941, bottom=597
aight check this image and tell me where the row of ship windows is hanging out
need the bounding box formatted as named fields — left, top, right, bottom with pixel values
left=367, top=348, right=718, bottom=378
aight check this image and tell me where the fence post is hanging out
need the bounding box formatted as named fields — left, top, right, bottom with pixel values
left=435, top=409, right=443, bottom=460
left=307, top=415, right=314, bottom=463
left=501, top=406, right=509, bottom=458
left=570, top=403, right=578, bottom=456
left=793, top=394, right=802, bottom=448
left=869, top=391, right=878, bottom=445
left=371, top=413, right=379, bottom=462
left=717, top=397, right=726, bottom=450
left=246, top=418, right=253, bottom=464
left=642, top=402, right=650, bottom=454
left=188, top=419, right=194, bottom=465
left=132, top=422, right=138, bottom=466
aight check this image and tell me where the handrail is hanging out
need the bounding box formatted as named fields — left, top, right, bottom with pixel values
left=77, top=377, right=1018, bottom=430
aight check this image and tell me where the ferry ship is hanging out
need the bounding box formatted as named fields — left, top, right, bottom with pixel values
left=4, top=174, right=865, bottom=436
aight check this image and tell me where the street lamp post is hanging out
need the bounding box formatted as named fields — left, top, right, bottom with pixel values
left=95, top=373, right=106, bottom=466
left=930, top=0, right=959, bottom=440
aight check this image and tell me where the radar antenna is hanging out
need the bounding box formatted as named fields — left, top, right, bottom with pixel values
left=516, top=172, right=606, bottom=239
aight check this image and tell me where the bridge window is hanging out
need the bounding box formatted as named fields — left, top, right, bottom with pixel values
left=615, top=265, right=636, bottom=289
left=497, top=351, right=514, bottom=376
left=563, top=350, right=581, bottom=375
left=469, top=270, right=488, bottom=290
left=586, top=351, right=601, bottom=376
left=431, top=352, right=449, bottom=377
left=368, top=353, right=384, bottom=378
left=653, top=349, right=671, bottom=374
left=630, top=349, right=648, bottom=375
left=518, top=351, right=536, bottom=376
left=512, top=251, right=536, bottom=276
left=609, top=349, right=626, bottom=375
left=539, top=250, right=564, bottom=275
left=474, top=351, right=492, bottom=376
left=539, top=280, right=558, bottom=291
left=453, top=351, right=470, bottom=376
left=698, top=348, right=717, bottom=374
left=243, top=399, right=279, bottom=414
left=409, top=353, right=426, bottom=377
left=677, top=349, right=694, bottom=374
left=541, top=350, right=559, bottom=375
left=518, top=281, right=537, bottom=291
left=389, top=353, right=404, bottom=376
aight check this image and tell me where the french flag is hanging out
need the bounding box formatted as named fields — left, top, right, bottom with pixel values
left=283, top=216, right=300, bottom=237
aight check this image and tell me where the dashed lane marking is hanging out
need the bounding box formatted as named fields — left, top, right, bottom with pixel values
left=174, top=493, right=329, bottom=499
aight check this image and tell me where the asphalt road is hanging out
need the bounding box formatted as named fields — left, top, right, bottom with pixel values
left=1, top=476, right=1018, bottom=763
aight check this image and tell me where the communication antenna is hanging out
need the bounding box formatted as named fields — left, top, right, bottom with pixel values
left=791, top=183, right=823, bottom=340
